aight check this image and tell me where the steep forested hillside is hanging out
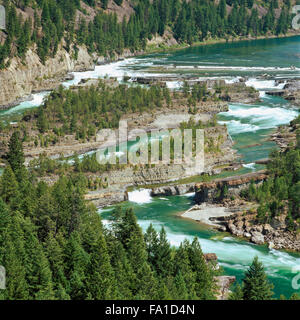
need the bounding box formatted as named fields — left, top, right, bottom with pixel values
left=0, top=131, right=218, bottom=300
left=0, top=0, right=296, bottom=69
left=242, top=119, right=300, bottom=229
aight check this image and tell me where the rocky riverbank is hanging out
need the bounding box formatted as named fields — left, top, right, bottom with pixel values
left=265, top=79, right=300, bottom=106
left=176, top=169, right=300, bottom=252
left=180, top=194, right=300, bottom=252
left=225, top=211, right=300, bottom=251
left=0, top=43, right=142, bottom=109
left=270, top=119, right=299, bottom=150
left=282, top=79, right=300, bottom=106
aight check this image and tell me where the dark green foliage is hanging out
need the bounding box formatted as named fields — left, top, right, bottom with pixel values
left=229, top=283, right=243, bottom=300
left=241, top=139, right=300, bottom=227
left=242, top=256, right=274, bottom=300
left=229, top=257, right=274, bottom=300
left=7, top=131, right=25, bottom=175
left=0, top=133, right=218, bottom=300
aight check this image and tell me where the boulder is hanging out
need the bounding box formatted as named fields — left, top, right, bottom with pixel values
left=270, top=218, right=285, bottom=230
left=263, top=224, right=273, bottom=235
left=251, top=231, right=265, bottom=245
left=204, top=253, right=218, bottom=262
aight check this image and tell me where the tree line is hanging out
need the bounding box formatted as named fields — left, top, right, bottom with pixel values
left=0, top=0, right=295, bottom=69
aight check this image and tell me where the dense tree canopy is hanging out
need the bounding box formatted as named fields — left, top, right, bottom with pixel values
left=0, top=131, right=219, bottom=300
left=241, top=121, right=300, bottom=229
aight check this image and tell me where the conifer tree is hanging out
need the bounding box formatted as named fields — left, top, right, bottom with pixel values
left=7, top=131, right=25, bottom=176
left=242, top=256, right=274, bottom=300
left=229, top=283, right=244, bottom=300
left=0, top=165, right=19, bottom=204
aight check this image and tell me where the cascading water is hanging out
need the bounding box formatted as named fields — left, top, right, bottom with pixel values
left=127, top=189, right=153, bottom=204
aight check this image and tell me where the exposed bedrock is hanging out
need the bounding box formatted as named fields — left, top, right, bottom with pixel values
left=194, top=171, right=268, bottom=204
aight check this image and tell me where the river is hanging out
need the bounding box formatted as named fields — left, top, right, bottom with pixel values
left=2, top=36, right=300, bottom=298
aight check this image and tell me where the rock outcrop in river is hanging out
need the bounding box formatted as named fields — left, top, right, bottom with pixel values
left=194, top=171, right=268, bottom=204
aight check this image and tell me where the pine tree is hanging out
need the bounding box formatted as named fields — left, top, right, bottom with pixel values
left=0, top=165, right=19, bottom=204
left=63, top=232, right=89, bottom=300
left=187, top=238, right=216, bottom=300
left=144, top=223, right=159, bottom=267
left=22, top=218, right=54, bottom=300
left=7, top=131, right=25, bottom=176
left=0, top=202, right=29, bottom=299
left=242, top=256, right=274, bottom=300
left=155, top=227, right=172, bottom=278
left=229, top=283, right=243, bottom=300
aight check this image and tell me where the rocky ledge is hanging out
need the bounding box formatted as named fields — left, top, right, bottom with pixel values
left=225, top=212, right=300, bottom=251
left=270, top=121, right=299, bottom=151
left=265, top=79, right=300, bottom=106
left=282, top=79, right=300, bottom=106
left=131, top=77, right=260, bottom=104
left=194, top=171, right=268, bottom=203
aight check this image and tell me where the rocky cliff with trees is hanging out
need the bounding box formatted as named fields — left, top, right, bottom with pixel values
left=0, top=0, right=298, bottom=107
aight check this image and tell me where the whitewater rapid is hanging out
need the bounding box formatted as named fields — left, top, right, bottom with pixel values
left=3, top=56, right=299, bottom=120
left=124, top=189, right=300, bottom=281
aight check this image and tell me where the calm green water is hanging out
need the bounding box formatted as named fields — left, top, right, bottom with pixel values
left=3, top=36, right=300, bottom=298
left=137, top=35, right=300, bottom=76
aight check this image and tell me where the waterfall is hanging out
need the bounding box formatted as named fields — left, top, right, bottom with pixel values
left=128, top=189, right=152, bottom=204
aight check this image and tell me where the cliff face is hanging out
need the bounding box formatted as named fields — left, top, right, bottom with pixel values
left=0, top=45, right=95, bottom=108
left=194, top=171, right=268, bottom=204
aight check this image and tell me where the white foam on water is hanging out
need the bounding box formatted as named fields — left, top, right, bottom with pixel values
left=243, top=163, right=256, bottom=170
left=198, top=237, right=300, bottom=274
left=174, top=65, right=198, bottom=69
left=220, top=262, right=248, bottom=271
left=259, top=91, right=266, bottom=98
left=3, top=91, right=50, bottom=115
left=276, top=81, right=287, bottom=89
left=224, top=77, right=242, bottom=84
left=218, top=120, right=260, bottom=134
left=98, top=207, right=114, bottom=214
left=180, top=192, right=196, bottom=198
left=193, top=65, right=300, bottom=72
left=222, top=104, right=298, bottom=130
left=245, top=78, right=276, bottom=90
left=166, top=81, right=183, bottom=89
left=101, top=219, right=111, bottom=226
left=245, top=78, right=287, bottom=92
left=66, top=57, right=175, bottom=86
left=128, top=189, right=152, bottom=204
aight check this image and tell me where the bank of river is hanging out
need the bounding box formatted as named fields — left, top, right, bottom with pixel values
left=2, top=36, right=300, bottom=298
